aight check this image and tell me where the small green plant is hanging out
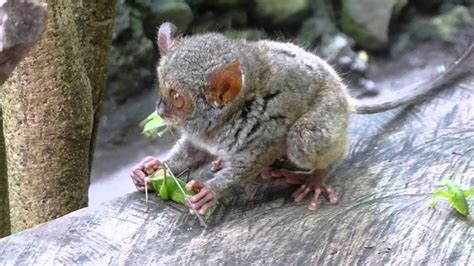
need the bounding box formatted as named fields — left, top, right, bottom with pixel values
left=430, top=180, right=474, bottom=217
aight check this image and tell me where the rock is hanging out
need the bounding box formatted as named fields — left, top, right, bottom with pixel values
left=409, top=5, right=472, bottom=43
left=254, top=0, right=310, bottom=26
left=144, top=0, right=193, bottom=33
left=341, top=0, right=408, bottom=50
left=223, top=29, right=266, bottom=41
left=0, top=0, right=47, bottom=85
left=191, top=9, right=248, bottom=33
left=297, top=16, right=337, bottom=46
left=319, top=34, right=378, bottom=98
left=107, top=1, right=155, bottom=103
left=409, top=0, right=443, bottom=13
left=187, top=0, right=242, bottom=8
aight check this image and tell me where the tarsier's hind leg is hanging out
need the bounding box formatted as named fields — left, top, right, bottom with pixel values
left=284, top=91, right=349, bottom=210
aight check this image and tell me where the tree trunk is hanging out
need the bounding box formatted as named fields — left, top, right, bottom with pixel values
left=71, top=2, right=116, bottom=174
left=0, top=112, right=10, bottom=237
left=1, top=0, right=115, bottom=232
left=0, top=0, right=47, bottom=237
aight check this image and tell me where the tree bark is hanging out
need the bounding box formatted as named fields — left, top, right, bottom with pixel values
left=0, top=0, right=47, bottom=85
left=0, top=0, right=47, bottom=237
left=0, top=112, right=9, bottom=237
left=1, top=0, right=115, bottom=232
left=71, top=2, right=116, bottom=174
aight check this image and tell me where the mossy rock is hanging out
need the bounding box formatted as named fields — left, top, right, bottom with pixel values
left=223, top=29, right=267, bottom=41
left=255, top=0, right=310, bottom=26
left=146, top=0, right=193, bottom=31
left=297, top=16, right=337, bottom=46
left=409, top=5, right=472, bottom=42
left=340, top=0, right=407, bottom=50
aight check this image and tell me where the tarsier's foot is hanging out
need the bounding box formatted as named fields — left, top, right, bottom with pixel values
left=261, top=167, right=307, bottom=184
left=262, top=167, right=337, bottom=211
left=211, top=157, right=223, bottom=172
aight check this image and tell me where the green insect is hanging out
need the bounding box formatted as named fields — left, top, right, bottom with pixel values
left=148, top=168, right=195, bottom=204
left=140, top=112, right=168, bottom=139
left=430, top=180, right=474, bottom=217
left=140, top=112, right=212, bottom=226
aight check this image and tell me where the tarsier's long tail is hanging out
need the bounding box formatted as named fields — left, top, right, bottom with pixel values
left=352, top=43, right=473, bottom=114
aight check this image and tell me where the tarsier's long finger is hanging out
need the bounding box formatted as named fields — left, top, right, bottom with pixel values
left=294, top=185, right=311, bottom=202
left=292, top=185, right=306, bottom=198
left=199, top=201, right=214, bottom=215
left=132, top=169, right=146, bottom=183
left=309, top=188, right=322, bottom=211
left=322, top=187, right=337, bottom=204
left=141, top=156, right=156, bottom=164
left=190, top=188, right=208, bottom=203
left=194, top=192, right=214, bottom=209
left=144, top=161, right=160, bottom=174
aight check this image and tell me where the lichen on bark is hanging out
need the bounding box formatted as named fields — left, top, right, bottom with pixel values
left=0, top=111, right=10, bottom=237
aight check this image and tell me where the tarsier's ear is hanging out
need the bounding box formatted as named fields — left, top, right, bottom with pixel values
left=157, top=22, right=178, bottom=55
left=206, top=60, right=242, bottom=108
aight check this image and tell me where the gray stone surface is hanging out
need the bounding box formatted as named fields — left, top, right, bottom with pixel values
left=0, top=75, right=473, bottom=264
left=0, top=0, right=47, bottom=85
left=341, top=0, right=407, bottom=50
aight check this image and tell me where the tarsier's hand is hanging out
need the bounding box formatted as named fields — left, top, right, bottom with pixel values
left=185, top=180, right=217, bottom=215
left=211, top=157, right=223, bottom=172
left=130, top=156, right=161, bottom=192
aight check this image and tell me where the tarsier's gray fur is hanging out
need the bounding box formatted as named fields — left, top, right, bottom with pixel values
left=157, top=30, right=473, bottom=197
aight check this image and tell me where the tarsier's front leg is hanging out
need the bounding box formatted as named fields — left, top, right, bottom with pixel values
left=130, top=137, right=215, bottom=191
left=186, top=149, right=280, bottom=215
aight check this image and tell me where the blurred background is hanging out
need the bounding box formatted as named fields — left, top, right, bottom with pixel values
left=89, top=0, right=473, bottom=205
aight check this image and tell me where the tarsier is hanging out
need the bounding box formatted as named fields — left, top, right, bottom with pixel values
left=131, top=22, right=473, bottom=215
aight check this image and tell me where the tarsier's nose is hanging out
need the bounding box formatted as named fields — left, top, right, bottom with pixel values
left=157, top=106, right=166, bottom=117
left=156, top=98, right=165, bottom=117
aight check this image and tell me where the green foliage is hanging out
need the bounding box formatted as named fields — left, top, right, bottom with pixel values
left=430, top=180, right=474, bottom=217
left=140, top=112, right=168, bottom=138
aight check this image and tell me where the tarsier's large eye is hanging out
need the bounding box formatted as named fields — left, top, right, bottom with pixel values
left=170, top=89, right=184, bottom=109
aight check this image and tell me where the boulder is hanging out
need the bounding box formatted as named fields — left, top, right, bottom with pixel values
left=144, top=0, right=193, bottom=32
left=190, top=9, right=248, bottom=33
left=341, top=0, right=407, bottom=50
left=254, top=0, right=310, bottom=26
left=223, top=29, right=267, bottom=41
left=107, top=0, right=155, bottom=103
left=409, top=5, right=472, bottom=43
left=0, top=0, right=47, bottom=85
left=319, top=34, right=377, bottom=98
left=298, top=16, right=338, bottom=45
